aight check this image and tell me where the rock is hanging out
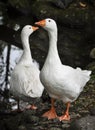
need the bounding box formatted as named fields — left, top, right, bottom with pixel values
left=30, top=0, right=95, bottom=68
left=4, top=115, right=22, bottom=130
left=21, top=110, right=39, bottom=123
left=1, top=1, right=95, bottom=68
left=8, top=0, right=33, bottom=15
left=18, top=125, right=27, bottom=130
left=49, top=127, right=62, bottom=130
left=0, top=121, right=6, bottom=130
left=86, top=62, right=95, bottom=75
left=26, top=115, right=39, bottom=123
left=62, top=123, right=70, bottom=129
left=52, top=0, right=73, bottom=9
left=31, top=0, right=95, bottom=26
left=89, top=108, right=95, bottom=116
left=70, top=115, right=95, bottom=130
left=61, top=0, right=73, bottom=7
left=52, top=0, right=65, bottom=9
left=90, top=48, right=95, bottom=59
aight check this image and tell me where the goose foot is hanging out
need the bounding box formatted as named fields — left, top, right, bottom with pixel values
left=42, top=98, right=57, bottom=119
left=59, top=113, right=70, bottom=121
left=59, top=102, right=71, bottom=121
left=26, top=104, right=37, bottom=110
left=42, top=107, right=57, bottom=119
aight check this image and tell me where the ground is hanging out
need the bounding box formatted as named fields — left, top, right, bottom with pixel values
left=0, top=77, right=95, bottom=130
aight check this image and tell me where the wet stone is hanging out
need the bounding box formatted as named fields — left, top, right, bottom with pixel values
left=70, top=115, right=95, bottom=130
left=18, top=125, right=27, bottom=130
left=52, top=118, right=59, bottom=123
left=49, top=127, right=62, bottom=130
left=21, top=110, right=37, bottom=123
left=61, top=120, right=70, bottom=124
left=70, top=112, right=81, bottom=119
left=89, top=108, right=95, bottom=116
left=25, top=115, right=39, bottom=123
left=23, top=109, right=36, bottom=116
left=62, top=123, right=70, bottom=129
left=31, top=126, right=44, bottom=130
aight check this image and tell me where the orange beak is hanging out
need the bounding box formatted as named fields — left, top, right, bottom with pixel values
left=32, top=26, right=39, bottom=31
left=35, top=19, right=46, bottom=27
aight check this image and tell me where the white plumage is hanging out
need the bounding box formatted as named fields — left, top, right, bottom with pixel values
left=10, top=25, right=44, bottom=110
left=35, top=18, right=91, bottom=121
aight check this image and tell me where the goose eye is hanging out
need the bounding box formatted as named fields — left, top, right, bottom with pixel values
left=29, top=27, right=31, bottom=29
left=48, top=20, right=51, bottom=22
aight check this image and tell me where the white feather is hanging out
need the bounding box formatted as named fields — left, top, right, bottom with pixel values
left=39, top=18, right=91, bottom=103
left=10, top=25, right=44, bottom=102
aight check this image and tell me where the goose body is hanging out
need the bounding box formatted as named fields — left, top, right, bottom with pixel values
left=41, top=64, right=91, bottom=103
left=10, top=25, right=44, bottom=110
left=35, top=18, right=91, bottom=120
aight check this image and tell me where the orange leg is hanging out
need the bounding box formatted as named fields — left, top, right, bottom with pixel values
left=42, top=98, right=57, bottom=119
left=26, top=104, right=37, bottom=110
left=12, top=99, right=37, bottom=112
left=59, top=102, right=70, bottom=121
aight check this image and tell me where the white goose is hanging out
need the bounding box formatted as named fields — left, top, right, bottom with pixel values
left=35, top=18, right=91, bottom=121
left=10, top=25, right=44, bottom=111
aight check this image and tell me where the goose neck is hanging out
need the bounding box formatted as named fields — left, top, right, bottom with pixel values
left=21, top=35, right=32, bottom=60
left=46, top=30, right=61, bottom=64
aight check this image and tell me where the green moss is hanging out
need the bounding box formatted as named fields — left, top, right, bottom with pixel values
left=32, top=1, right=95, bottom=25
left=8, top=0, right=31, bottom=8
left=7, top=0, right=95, bottom=24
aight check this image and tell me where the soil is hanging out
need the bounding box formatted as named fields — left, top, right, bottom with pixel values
left=0, top=80, right=95, bottom=130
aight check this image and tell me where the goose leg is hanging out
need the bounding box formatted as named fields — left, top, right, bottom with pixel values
left=26, top=104, right=37, bottom=110
left=17, top=99, right=20, bottom=111
left=17, top=99, right=23, bottom=112
left=59, top=102, right=70, bottom=121
left=11, top=99, right=22, bottom=112
left=42, top=98, right=57, bottom=119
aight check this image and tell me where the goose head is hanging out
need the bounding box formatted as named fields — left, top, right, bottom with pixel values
left=35, top=18, right=57, bottom=32
left=21, top=25, right=39, bottom=37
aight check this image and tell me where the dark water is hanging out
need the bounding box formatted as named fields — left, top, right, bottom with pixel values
left=0, top=2, right=31, bottom=110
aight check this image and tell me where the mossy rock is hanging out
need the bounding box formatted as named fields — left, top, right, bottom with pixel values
left=31, top=0, right=95, bottom=27
left=7, top=0, right=95, bottom=28
left=8, top=0, right=32, bottom=9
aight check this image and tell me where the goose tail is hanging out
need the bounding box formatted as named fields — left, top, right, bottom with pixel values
left=76, top=67, right=92, bottom=82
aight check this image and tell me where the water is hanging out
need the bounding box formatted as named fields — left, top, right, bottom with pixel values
left=0, top=44, right=22, bottom=89
left=0, top=43, right=23, bottom=110
left=0, top=2, right=38, bottom=110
